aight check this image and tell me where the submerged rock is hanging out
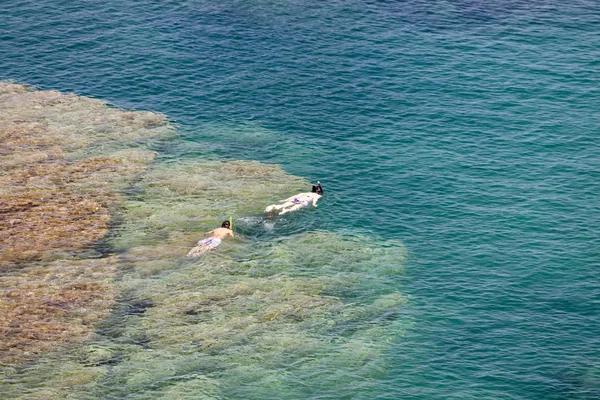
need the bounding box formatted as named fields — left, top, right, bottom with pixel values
left=0, top=83, right=409, bottom=399
left=0, top=257, right=119, bottom=365
left=0, top=82, right=172, bottom=365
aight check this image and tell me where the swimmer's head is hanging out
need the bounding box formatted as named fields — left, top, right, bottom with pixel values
left=312, top=182, right=323, bottom=195
left=221, top=221, right=231, bottom=229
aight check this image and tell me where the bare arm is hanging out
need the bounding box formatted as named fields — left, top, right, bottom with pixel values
left=312, top=195, right=320, bottom=207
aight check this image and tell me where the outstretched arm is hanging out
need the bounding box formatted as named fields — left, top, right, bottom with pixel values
left=312, top=196, right=319, bottom=207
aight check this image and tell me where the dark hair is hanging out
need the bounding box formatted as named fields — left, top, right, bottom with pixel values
left=221, top=221, right=231, bottom=228
left=312, top=183, right=323, bottom=195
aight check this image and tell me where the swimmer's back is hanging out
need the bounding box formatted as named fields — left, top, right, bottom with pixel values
left=211, top=227, right=234, bottom=240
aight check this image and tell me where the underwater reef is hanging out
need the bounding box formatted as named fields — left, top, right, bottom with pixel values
left=0, top=82, right=169, bottom=267
left=0, top=82, right=172, bottom=364
left=0, top=83, right=408, bottom=398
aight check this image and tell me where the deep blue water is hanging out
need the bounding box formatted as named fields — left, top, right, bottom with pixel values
left=2, top=0, right=600, bottom=398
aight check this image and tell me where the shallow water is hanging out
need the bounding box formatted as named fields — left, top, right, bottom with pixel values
left=0, top=84, right=408, bottom=399
left=2, top=1, right=600, bottom=399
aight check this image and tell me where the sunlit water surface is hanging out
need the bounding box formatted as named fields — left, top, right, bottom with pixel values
left=2, top=1, right=599, bottom=399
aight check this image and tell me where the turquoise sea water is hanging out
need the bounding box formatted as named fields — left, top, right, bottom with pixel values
left=2, top=1, right=600, bottom=399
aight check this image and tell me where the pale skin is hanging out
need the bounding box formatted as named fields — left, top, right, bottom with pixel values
left=186, top=226, right=234, bottom=257
left=204, top=227, right=235, bottom=240
left=265, top=192, right=321, bottom=215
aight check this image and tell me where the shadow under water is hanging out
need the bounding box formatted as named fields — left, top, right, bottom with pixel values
left=0, top=83, right=409, bottom=399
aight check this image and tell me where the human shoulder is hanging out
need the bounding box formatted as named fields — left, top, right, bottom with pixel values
left=214, top=227, right=234, bottom=238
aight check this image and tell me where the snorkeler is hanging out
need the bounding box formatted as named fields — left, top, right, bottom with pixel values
left=265, top=182, right=323, bottom=215
left=186, top=220, right=234, bottom=257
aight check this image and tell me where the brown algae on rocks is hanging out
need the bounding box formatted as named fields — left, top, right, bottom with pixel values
left=0, top=82, right=172, bottom=365
left=0, top=257, right=119, bottom=365
left=0, top=82, right=409, bottom=398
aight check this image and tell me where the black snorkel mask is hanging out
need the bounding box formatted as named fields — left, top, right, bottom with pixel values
left=312, top=181, right=323, bottom=195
